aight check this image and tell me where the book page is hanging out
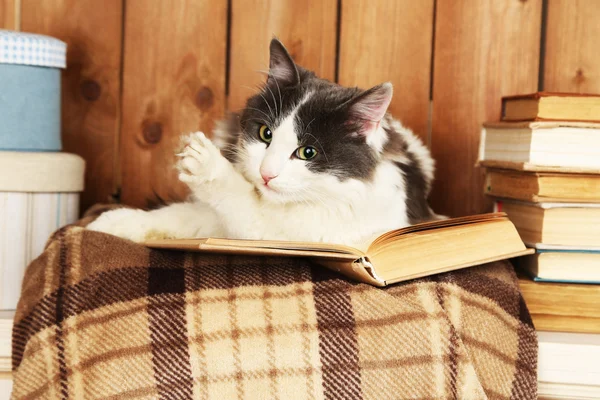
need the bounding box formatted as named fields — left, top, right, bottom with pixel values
left=144, top=237, right=364, bottom=259
left=367, top=213, right=506, bottom=253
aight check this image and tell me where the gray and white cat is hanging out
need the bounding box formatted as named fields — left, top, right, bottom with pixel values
left=88, top=39, right=441, bottom=248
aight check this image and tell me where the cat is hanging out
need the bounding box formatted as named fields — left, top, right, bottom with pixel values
left=87, top=38, right=441, bottom=248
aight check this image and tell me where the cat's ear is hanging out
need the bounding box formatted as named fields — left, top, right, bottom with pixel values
left=348, top=82, right=393, bottom=135
left=268, top=38, right=300, bottom=87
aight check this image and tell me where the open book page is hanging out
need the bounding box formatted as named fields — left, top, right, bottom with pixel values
left=144, top=237, right=363, bottom=260
left=202, top=237, right=361, bottom=254
left=366, top=213, right=507, bottom=254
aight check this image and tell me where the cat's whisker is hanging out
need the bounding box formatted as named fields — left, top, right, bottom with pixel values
left=295, top=187, right=331, bottom=210
left=257, top=92, right=275, bottom=120
left=244, top=117, right=271, bottom=126
left=269, top=73, right=284, bottom=115
left=303, top=131, right=329, bottom=163
left=244, top=107, right=274, bottom=124
left=265, top=84, right=279, bottom=116
left=241, top=85, right=261, bottom=96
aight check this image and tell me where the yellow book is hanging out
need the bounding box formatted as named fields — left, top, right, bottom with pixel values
left=502, top=92, right=600, bottom=122
left=495, top=200, right=600, bottom=249
left=519, top=276, right=600, bottom=334
left=145, top=213, right=531, bottom=287
left=484, top=169, right=600, bottom=203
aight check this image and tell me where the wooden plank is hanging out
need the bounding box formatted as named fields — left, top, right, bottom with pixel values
left=228, top=0, right=337, bottom=112
left=429, top=0, right=542, bottom=217
left=120, top=0, right=228, bottom=208
left=544, top=0, right=600, bottom=93
left=0, top=0, right=17, bottom=30
left=338, top=0, right=434, bottom=141
left=21, top=0, right=123, bottom=214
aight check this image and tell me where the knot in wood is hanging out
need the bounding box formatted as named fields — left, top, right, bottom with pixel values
left=80, top=79, right=101, bottom=101
left=143, top=122, right=163, bottom=144
left=574, top=68, right=586, bottom=85
left=195, top=86, right=214, bottom=111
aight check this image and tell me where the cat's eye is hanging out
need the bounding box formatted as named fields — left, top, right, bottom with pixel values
left=259, top=125, right=272, bottom=143
left=295, top=146, right=318, bottom=160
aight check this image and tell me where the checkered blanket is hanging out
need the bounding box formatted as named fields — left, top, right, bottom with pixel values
left=11, top=206, right=537, bottom=399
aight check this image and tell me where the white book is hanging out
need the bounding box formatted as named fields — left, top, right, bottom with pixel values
left=478, top=121, right=600, bottom=173
left=538, top=331, right=600, bottom=399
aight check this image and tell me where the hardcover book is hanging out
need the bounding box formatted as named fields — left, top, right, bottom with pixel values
left=519, top=276, right=600, bottom=334
left=494, top=200, right=600, bottom=249
left=502, top=92, right=600, bottom=122
left=516, top=249, right=600, bottom=284
left=484, top=169, right=600, bottom=203
left=145, top=213, right=531, bottom=286
left=478, top=121, right=600, bottom=173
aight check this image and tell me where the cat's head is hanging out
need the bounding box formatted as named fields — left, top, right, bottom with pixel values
left=222, top=39, right=394, bottom=204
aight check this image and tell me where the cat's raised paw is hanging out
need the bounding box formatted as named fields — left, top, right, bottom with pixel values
left=176, top=131, right=228, bottom=187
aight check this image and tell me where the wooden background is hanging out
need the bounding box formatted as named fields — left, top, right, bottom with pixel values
left=2, top=0, right=599, bottom=217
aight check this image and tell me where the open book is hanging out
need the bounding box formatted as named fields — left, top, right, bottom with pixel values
left=144, top=213, right=532, bottom=287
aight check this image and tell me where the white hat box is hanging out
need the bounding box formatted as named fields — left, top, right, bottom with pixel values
left=0, top=151, right=84, bottom=310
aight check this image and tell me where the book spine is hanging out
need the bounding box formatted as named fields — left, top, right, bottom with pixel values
left=493, top=200, right=503, bottom=212
left=0, top=192, right=79, bottom=310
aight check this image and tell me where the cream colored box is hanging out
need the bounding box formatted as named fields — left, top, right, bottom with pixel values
left=0, top=152, right=84, bottom=310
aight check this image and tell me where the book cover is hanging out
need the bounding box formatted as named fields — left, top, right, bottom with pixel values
left=519, top=276, right=600, bottom=334
left=501, top=92, right=600, bottom=122
left=494, top=200, right=600, bottom=249
left=483, top=168, right=600, bottom=203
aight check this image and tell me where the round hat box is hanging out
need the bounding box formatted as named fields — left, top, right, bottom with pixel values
left=0, top=30, right=67, bottom=151
left=0, top=151, right=84, bottom=310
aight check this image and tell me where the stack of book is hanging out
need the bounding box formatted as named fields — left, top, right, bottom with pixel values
left=478, top=92, right=600, bottom=333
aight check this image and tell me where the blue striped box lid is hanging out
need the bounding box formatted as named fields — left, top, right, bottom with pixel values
left=0, top=29, right=66, bottom=69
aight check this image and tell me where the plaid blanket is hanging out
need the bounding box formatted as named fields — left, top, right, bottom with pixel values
left=11, top=206, right=537, bottom=399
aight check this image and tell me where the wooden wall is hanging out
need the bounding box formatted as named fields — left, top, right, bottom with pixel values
left=5, top=0, right=600, bottom=216
left=0, top=0, right=17, bottom=30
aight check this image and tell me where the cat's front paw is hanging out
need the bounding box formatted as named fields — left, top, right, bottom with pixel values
left=176, top=131, right=230, bottom=187
left=87, top=208, right=153, bottom=243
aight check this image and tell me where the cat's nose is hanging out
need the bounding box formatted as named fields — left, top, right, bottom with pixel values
left=261, top=172, right=278, bottom=185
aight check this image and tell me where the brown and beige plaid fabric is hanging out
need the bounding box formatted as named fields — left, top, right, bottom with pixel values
left=11, top=211, right=537, bottom=399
